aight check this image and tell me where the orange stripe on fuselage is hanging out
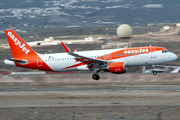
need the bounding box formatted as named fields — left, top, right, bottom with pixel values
left=75, top=58, right=86, bottom=62
left=97, top=46, right=166, bottom=60
left=62, top=60, right=96, bottom=70
left=62, top=63, right=83, bottom=70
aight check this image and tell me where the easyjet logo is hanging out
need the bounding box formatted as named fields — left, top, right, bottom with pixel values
left=124, top=48, right=148, bottom=54
left=115, top=68, right=122, bottom=72
left=8, top=32, right=30, bottom=54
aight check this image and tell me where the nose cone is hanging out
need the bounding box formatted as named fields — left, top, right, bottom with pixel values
left=172, top=53, right=178, bottom=61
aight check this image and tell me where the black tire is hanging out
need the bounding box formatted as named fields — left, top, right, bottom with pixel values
left=153, top=71, right=157, bottom=75
left=92, top=74, right=100, bottom=80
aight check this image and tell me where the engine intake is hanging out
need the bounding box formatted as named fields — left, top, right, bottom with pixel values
left=107, top=62, right=126, bottom=74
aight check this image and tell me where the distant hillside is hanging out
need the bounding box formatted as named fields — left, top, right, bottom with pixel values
left=0, top=25, right=163, bottom=44
left=0, top=0, right=45, bottom=9
left=0, top=0, right=180, bottom=31
left=86, top=5, right=180, bottom=24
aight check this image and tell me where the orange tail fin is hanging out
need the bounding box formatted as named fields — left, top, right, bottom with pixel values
left=5, top=30, right=37, bottom=59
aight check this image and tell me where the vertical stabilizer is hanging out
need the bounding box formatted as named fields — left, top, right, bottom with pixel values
left=4, top=30, right=37, bottom=59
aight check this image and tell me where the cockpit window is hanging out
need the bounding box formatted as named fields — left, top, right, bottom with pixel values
left=162, top=50, right=170, bottom=53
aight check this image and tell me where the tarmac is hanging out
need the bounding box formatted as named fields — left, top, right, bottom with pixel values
left=1, top=74, right=180, bottom=120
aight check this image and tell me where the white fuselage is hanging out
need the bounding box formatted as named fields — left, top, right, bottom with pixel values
left=38, top=48, right=177, bottom=72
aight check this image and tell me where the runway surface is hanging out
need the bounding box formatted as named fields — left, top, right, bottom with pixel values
left=0, top=71, right=179, bottom=76
left=1, top=83, right=180, bottom=120
left=0, top=73, right=180, bottom=84
left=1, top=85, right=180, bottom=92
left=1, top=74, right=180, bottom=109
left=1, top=84, right=180, bottom=108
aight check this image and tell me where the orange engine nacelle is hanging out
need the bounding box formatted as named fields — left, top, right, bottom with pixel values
left=107, top=62, right=126, bottom=74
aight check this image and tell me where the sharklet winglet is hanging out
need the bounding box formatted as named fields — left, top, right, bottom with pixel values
left=61, top=42, right=71, bottom=53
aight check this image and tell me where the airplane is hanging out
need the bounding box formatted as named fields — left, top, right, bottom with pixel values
left=3, top=30, right=178, bottom=80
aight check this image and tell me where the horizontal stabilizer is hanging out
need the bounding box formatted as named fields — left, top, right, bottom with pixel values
left=7, top=58, right=27, bottom=63
left=3, top=59, right=28, bottom=65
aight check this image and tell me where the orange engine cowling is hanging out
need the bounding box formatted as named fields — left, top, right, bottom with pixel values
left=107, top=62, right=126, bottom=74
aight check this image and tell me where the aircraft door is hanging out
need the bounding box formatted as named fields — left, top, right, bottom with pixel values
left=104, top=54, right=112, bottom=60
left=151, top=47, right=156, bottom=58
left=37, top=56, right=42, bottom=66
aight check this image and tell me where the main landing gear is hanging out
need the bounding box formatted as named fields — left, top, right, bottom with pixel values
left=92, top=67, right=101, bottom=80
left=92, top=74, right=100, bottom=80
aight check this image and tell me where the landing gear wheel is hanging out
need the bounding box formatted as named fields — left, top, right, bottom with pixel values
left=152, top=65, right=157, bottom=75
left=92, top=74, right=100, bottom=80
left=152, top=71, right=157, bottom=75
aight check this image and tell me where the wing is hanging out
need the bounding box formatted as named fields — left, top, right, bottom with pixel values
left=61, top=42, right=108, bottom=68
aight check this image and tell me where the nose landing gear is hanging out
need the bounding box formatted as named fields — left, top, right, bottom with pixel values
left=152, top=71, right=157, bottom=75
left=152, top=65, right=157, bottom=75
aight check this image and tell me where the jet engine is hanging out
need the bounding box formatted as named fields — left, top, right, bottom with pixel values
left=107, top=62, right=126, bottom=74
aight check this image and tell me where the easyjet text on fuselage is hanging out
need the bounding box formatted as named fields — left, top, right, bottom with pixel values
left=124, top=48, right=149, bottom=54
